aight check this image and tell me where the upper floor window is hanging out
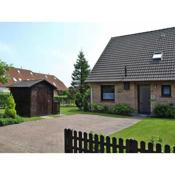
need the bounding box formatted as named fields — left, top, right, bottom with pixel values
left=101, top=85, right=115, bottom=101
left=161, top=85, right=171, bottom=97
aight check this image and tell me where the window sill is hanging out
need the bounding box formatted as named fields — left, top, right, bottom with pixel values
left=161, top=96, right=172, bottom=98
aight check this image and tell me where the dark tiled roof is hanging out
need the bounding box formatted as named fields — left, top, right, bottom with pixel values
left=9, top=79, right=56, bottom=88
left=86, top=27, right=175, bottom=82
left=0, top=67, right=67, bottom=91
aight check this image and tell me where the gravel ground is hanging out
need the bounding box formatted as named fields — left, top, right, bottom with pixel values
left=0, top=114, right=141, bottom=153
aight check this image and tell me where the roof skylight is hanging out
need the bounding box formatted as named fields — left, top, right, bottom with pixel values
left=152, top=52, right=163, bottom=60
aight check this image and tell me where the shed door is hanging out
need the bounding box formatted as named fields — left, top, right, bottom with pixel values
left=37, top=88, right=48, bottom=115
left=138, top=85, right=150, bottom=114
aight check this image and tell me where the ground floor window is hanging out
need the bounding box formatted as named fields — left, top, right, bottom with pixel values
left=161, top=85, right=171, bottom=97
left=101, top=85, right=115, bottom=101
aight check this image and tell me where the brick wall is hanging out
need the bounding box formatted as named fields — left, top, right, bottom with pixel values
left=90, top=81, right=175, bottom=114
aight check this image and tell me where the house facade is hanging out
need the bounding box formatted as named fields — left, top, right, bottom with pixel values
left=86, top=27, right=175, bottom=114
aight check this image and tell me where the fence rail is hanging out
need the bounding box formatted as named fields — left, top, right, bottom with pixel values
left=64, top=128, right=175, bottom=153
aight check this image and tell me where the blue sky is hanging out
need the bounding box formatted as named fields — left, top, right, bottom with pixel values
left=0, top=22, right=111, bottom=87
left=0, top=22, right=173, bottom=86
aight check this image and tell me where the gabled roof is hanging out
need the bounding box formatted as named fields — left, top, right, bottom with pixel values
left=86, top=27, right=175, bottom=82
left=0, top=67, right=67, bottom=91
left=9, top=79, right=56, bottom=88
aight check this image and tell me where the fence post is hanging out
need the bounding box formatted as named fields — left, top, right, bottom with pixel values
left=155, top=143, right=162, bottom=153
left=94, top=134, right=99, bottom=153
left=112, top=137, right=117, bottom=153
left=100, top=135, right=105, bottom=153
left=140, top=141, right=146, bottom=153
left=130, top=139, right=138, bottom=153
left=106, top=136, right=111, bottom=153
left=148, top=142, right=154, bottom=153
left=84, top=132, right=88, bottom=153
left=89, top=133, right=93, bottom=153
left=74, top=130, right=78, bottom=153
left=78, top=131, right=83, bottom=153
left=126, top=139, right=130, bottom=153
left=173, top=146, right=175, bottom=153
left=164, top=145, right=171, bottom=153
left=118, top=138, right=124, bottom=153
left=64, top=129, right=73, bottom=153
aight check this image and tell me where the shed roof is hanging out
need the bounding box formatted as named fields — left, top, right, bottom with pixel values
left=86, top=27, right=175, bottom=82
left=9, top=79, right=56, bottom=88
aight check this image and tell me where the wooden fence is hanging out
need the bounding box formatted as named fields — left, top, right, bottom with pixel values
left=64, top=128, right=175, bottom=153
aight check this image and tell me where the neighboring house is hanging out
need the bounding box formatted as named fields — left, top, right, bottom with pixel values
left=86, top=27, right=175, bottom=114
left=0, top=67, right=67, bottom=95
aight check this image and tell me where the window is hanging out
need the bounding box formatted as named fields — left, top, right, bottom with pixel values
left=124, top=82, right=130, bottom=90
left=101, top=85, right=115, bottom=101
left=152, top=52, right=163, bottom=60
left=161, top=85, right=171, bottom=97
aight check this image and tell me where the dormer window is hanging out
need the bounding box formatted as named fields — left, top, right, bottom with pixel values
left=152, top=52, right=163, bottom=60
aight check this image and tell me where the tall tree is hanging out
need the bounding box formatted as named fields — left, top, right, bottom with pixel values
left=71, top=51, right=90, bottom=93
left=0, top=59, right=9, bottom=84
left=71, top=51, right=90, bottom=110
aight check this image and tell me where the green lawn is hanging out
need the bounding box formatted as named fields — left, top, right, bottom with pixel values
left=60, top=106, right=128, bottom=118
left=0, top=108, right=44, bottom=122
left=111, top=118, right=175, bottom=146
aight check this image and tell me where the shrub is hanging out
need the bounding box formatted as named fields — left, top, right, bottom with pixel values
left=111, top=103, right=134, bottom=115
left=153, top=104, right=175, bottom=118
left=82, top=89, right=90, bottom=112
left=75, top=92, right=83, bottom=110
left=4, top=95, right=17, bottom=118
left=0, top=117, right=24, bottom=126
left=0, top=93, right=10, bottom=108
left=91, top=103, right=108, bottom=113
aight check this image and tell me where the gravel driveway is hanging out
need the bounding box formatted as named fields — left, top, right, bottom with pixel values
left=0, top=114, right=141, bottom=153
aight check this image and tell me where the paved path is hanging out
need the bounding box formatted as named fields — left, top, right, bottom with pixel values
left=0, top=114, right=141, bottom=153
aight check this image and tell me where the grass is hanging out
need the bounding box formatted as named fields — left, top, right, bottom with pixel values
left=0, top=108, right=49, bottom=123
left=110, top=117, right=175, bottom=146
left=60, top=106, right=129, bottom=118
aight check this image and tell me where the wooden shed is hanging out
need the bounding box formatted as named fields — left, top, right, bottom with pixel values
left=9, top=79, right=57, bottom=117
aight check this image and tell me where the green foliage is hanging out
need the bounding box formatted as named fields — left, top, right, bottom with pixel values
left=149, top=136, right=163, bottom=145
left=82, top=89, right=90, bottom=111
left=111, top=103, right=134, bottom=115
left=0, top=117, right=24, bottom=126
left=4, top=95, right=17, bottom=118
left=0, top=92, right=10, bottom=108
left=71, top=51, right=90, bottom=110
left=75, top=92, right=83, bottom=110
left=0, top=59, right=9, bottom=84
left=153, top=104, right=175, bottom=118
left=92, top=103, right=109, bottom=113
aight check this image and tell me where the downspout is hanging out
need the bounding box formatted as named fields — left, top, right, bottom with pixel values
left=90, top=86, right=93, bottom=111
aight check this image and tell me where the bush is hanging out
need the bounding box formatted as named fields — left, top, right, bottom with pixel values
left=0, top=117, right=24, bottom=126
left=75, top=92, right=83, bottom=110
left=153, top=104, right=175, bottom=118
left=111, top=103, right=134, bottom=115
left=82, top=90, right=90, bottom=112
left=4, top=95, right=17, bottom=118
left=91, top=103, right=108, bottom=113
left=0, top=93, right=10, bottom=108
